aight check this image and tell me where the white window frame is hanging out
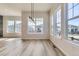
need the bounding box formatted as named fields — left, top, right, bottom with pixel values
left=7, top=19, right=15, bottom=33
left=50, top=12, right=54, bottom=36
left=64, top=3, right=79, bottom=46
left=54, top=6, right=62, bottom=39
left=7, top=19, right=21, bottom=33
left=15, top=20, right=21, bottom=33
left=67, top=3, right=79, bottom=20
left=67, top=3, right=79, bottom=37
left=27, top=17, right=44, bottom=34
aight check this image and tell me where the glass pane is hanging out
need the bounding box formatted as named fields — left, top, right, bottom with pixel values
left=68, top=9, right=73, bottom=19
left=28, top=17, right=43, bottom=33
left=73, top=3, right=79, bottom=6
left=36, top=18, right=43, bottom=32
left=28, top=18, right=35, bottom=32
left=68, top=3, right=73, bottom=9
left=74, top=5, right=79, bottom=17
left=28, top=25, right=35, bottom=32
left=28, top=18, right=35, bottom=26
left=36, top=18, right=43, bottom=25
left=7, top=20, right=14, bottom=32
left=68, top=18, right=79, bottom=41
left=56, top=9, right=61, bottom=37
left=15, top=20, right=21, bottom=32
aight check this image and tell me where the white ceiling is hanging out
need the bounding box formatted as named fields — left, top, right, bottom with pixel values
left=0, top=3, right=54, bottom=16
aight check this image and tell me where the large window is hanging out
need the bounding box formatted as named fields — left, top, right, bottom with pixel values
left=68, top=3, right=79, bottom=19
left=67, top=3, right=79, bottom=43
left=7, top=20, right=14, bottom=32
left=51, top=15, right=53, bottom=34
left=15, top=20, right=21, bottom=33
left=28, top=17, right=43, bottom=33
left=56, top=8, right=61, bottom=38
left=7, top=19, right=21, bottom=33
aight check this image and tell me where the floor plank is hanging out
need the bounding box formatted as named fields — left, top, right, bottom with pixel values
left=0, top=38, right=61, bottom=56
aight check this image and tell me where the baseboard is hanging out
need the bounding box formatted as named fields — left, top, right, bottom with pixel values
left=50, top=39, right=66, bottom=56
left=2, top=37, right=21, bottom=38
left=22, top=39, right=49, bottom=40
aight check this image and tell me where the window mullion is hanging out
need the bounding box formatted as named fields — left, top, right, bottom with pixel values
left=35, top=19, right=36, bottom=32
left=14, top=19, right=16, bottom=33
left=72, top=4, right=74, bottom=17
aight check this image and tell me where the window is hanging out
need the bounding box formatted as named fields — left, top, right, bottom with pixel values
left=15, top=20, right=21, bottom=33
left=7, top=20, right=14, bottom=32
left=7, top=19, right=21, bottom=33
left=28, top=17, right=43, bottom=33
left=28, top=18, right=35, bottom=32
left=51, top=15, right=53, bottom=34
left=56, top=8, right=61, bottom=38
left=68, top=3, right=79, bottom=19
left=67, top=3, right=79, bottom=43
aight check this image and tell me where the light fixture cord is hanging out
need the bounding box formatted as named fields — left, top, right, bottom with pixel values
left=31, top=3, right=34, bottom=22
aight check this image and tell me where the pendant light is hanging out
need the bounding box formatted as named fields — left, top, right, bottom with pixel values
left=29, top=3, right=35, bottom=23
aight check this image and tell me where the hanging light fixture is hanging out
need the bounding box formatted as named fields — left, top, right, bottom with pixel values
left=29, top=3, right=35, bottom=22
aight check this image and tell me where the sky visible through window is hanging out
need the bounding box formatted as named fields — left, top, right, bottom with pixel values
left=68, top=3, right=79, bottom=19
left=69, top=18, right=79, bottom=26
left=68, top=3, right=79, bottom=26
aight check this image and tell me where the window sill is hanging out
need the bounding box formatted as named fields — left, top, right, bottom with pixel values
left=27, top=32, right=43, bottom=34
left=7, top=32, right=21, bottom=34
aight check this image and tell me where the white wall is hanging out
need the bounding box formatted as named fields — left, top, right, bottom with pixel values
left=3, top=16, right=21, bottom=38
left=22, top=11, right=50, bottom=39
left=50, top=3, right=79, bottom=56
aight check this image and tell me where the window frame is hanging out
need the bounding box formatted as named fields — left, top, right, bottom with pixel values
left=66, top=3, right=79, bottom=43
left=7, top=19, right=15, bottom=33
left=27, top=17, right=44, bottom=34
left=68, top=3, right=79, bottom=20
left=55, top=6, right=62, bottom=38
left=7, top=19, right=21, bottom=33
left=15, top=20, right=21, bottom=33
left=50, top=12, right=54, bottom=36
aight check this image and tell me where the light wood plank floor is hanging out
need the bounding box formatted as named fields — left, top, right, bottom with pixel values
left=0, top=38, right=61, bottom=56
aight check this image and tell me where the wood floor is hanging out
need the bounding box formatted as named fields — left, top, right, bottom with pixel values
left=0, top=38, right=62, bottom=56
